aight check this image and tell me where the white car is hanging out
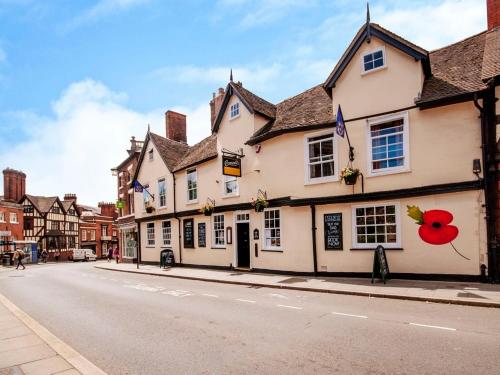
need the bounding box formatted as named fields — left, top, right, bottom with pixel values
left=71, top=248, right=97, bottom=262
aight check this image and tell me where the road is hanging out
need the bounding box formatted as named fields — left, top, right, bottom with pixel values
left=1, top=262, right=499, bottom=375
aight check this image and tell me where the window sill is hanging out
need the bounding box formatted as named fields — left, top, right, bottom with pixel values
left=229, top=114, right=240, bottom=121
left=361, top=64, right=387, bottom=76
left=211, top=247, right=226, bottom=250
left=304, top=177, right=339, bottom=186
left=186, top=200, right=198, bottom=205
left=145, top=246, right=155, bottom=248
left=366, top=167, right=410, bottom=178
left=350, top=247, right=403, bottom=251
left=221, top=193, right=239, bottom=199
left=261, top=249, right=283, bottom=253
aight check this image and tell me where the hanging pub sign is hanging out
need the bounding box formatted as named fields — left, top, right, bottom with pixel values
left=222, top=155, right=241, bottom=177
left=324, top=213, right=343, bottom=250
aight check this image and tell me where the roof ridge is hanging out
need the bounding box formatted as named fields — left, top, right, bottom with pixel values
left=149, top=131, right=189, bottom=147
left=429, top=29, right=487, bottom=53
left=230, top=82, right=276, bottom=107
left=277, top=84, right=324, bottom=106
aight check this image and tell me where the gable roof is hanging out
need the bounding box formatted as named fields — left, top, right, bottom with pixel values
left=417, top=30, right=490, bottom=106
left=173, top=134, right=218, bottom=172
left=324, top=22, right=430, bottom=92
left=212, top=82, right=276, bottom=133
left=132, top=131, right=189, bottom=182
left=481, top=27, right=500, bottom=82
left=247, top=84, right=333, bottom=145
left=61, top=200, right=80, bottom=216
left=24, top=195, right=64, bottom=215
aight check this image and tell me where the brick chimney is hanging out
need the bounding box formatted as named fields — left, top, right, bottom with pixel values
left=64, top=193, right=77, bottom=204
left=210, top=87, right=225, bottom=127
left=165, top=110, right=187, bottom=143
left=488, top=0, right=500, bottom=30
left=3, top=168, right=26, bottom=203
left=98, top=202, right=117, bottom=219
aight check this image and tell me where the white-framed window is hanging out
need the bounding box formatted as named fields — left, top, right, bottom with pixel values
left=367, top=112, right=409, bottom=176
left=230, top=102, right=240, bottom=119
left=148, top=148, right=154, bottom=161
left=263, top=208, right=281, bottom=250
left=146, top=222, right=155, bottom=246
left=212, top=214, right=225, bottom=247
left=90, top=230, right=96, bottom=241
left=187, top=169, right=197, bottom=202
left=352, top=203, right=401, bottom=248
left=158, top=178, right=166, bottom=207
left=362, top=48, right=385, bottom=73
left=10, top=213, right=18, bottom=223
left=143, top=184, right=150, bottom=208
left=223, top=175, right=238, bottom=196
left=305, top=131, right=337, bottom=183
left=82, top=230, right=87, bottom=241
left=0, top=212, right=4, bottom=222
left=162, top=221, right=171, bottom=246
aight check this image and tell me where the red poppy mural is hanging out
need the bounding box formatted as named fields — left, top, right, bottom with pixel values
left=407, top=205, right=469, bottom=260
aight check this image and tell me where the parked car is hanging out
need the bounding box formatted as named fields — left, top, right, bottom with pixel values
left=70, top=248, right=97, bottom=262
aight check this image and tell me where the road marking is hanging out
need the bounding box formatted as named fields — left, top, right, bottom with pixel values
left=268, top=293, right=288, bottom=300
left=332, top=312, right=368, bottom=319
left=277, top=304, right=303, bottom=310
left=162, top=290, right=192, bottom=297
left=409, top=323, right=456, bottom=331
left=236, top=299, right=256, bottom=303
left=124, top=284, right=161, bottom=292
left=202, top=294, right=219, bottom=298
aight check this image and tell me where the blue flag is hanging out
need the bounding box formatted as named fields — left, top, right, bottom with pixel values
left=133, top=180, right=143, bottom=193
left=336, top=105, right=345, bottom=138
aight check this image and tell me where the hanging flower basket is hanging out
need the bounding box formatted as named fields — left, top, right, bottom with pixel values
left=252, top=197, right=269, bottom=212
left=145, top=206, right=155, bottom=213
left=341, top=167, right=360, bottom=185
left=200, top=204, right=214, bottom=216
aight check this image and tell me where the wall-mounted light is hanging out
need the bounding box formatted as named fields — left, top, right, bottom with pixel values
left=473, top=159, right=481, bottom=177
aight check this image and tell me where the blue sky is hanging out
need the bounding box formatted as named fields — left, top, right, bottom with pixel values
left=0, top=0, right=487, bottom=204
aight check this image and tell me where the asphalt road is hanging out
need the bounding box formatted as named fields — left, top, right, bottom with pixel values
left=1, top=262, right=499, bottom=375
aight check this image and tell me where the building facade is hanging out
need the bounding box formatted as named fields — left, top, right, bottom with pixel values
left=21, top=194, right=80, bottom=261
left=111, top=136, right=143, bottom=262
left=0, top=168, right=25, bottom=253
left=79, top=202, right=118, bottom=258
left=132, top=5, right=500, bottom=280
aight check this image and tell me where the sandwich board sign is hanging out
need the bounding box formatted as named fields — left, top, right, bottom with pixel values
left=371, top=245, right=390, bottom=284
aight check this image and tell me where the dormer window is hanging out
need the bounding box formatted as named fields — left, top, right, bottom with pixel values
left=230, top=102, right=240, bottom=119
left=148, top=149, right=153, bottom=161
left=362, top=48, right=385, bottom=73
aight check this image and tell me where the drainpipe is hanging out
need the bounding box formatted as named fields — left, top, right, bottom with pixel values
left=173, top=174, right=182, bottom=265
left=136, top=221, right=141, bottom=269
left=474, top=83, right=498, bottom=282
left=311, top=205, right=318, bottom=276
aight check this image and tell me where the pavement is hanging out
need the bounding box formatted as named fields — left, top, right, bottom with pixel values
left=1, top=261, right=500, bottom=374
left=0, top=290, right=106, bottom=375
left=94, top=262, right=500, bottom=308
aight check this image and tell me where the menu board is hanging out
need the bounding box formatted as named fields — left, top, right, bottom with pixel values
left=198, top=223, right=206, bottom=248
left=372, top=245, right=390, bottom=284
left=324, top=213, right=343, bottom=250
left=183, top=219, right=194, bottom=248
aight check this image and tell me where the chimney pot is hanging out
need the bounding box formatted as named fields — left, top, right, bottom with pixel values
left=3, top=168, right=26, bottom=203
left=487, top=0, right=500, bottom=30
left=210, top=88, right=226, bottom=127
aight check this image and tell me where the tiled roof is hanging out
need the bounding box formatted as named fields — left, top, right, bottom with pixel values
left=481, top=27, right=500, bottom=81
left=418, top=31, right=488, bottom=104
left=25, top=195, right=59, bottom=214
left=247, top=84, right=333, bottom=144
left=232, top=82, right=276, bottom=119
left=174, top=134, right=218, bottom=172
left=149, top=132, right=190, bottom=171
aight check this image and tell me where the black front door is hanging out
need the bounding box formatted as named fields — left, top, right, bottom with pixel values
left=237, top=223, right=250, bottom=268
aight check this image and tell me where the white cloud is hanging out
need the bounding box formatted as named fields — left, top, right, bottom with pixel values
left=67, top=0, right=149, bottom=29
left=153, top=64, right=283, bottom=92
left=0, top=79, right=211, bottom=205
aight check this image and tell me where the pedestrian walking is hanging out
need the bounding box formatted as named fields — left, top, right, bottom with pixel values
left=41, top=249, right=48, bottom=263
left=113, top=247, right=120, bottom=264
left=54, top=250, right=61, bottom=262
left=13, top=249, right=26, bottom=270
left=107, top=247, right=113, bottom=262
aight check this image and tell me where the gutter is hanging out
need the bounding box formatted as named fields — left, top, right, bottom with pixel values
left=311, top=205, right=318, bottom=276
left=173, top=174, right=182, bottom=264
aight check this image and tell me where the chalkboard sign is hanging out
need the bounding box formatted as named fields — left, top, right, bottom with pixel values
left=371, top=245, right=390, bottom=284
left=324, top=213, right=343, bottom=250
left=198, top=223, right=206, bottom=248
left=183, top=219, right=194, bottom=248
left=253, top=229, right=259, bottom=240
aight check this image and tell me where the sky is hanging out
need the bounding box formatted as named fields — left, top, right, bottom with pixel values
left=0, top=0, right=487, bottom=205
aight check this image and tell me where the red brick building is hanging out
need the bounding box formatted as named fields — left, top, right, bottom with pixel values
left=111, top=136, right=143, bottom=262
left=79, top=202, right=118, bottom=258
left=0, top=168, right=25, bottom=253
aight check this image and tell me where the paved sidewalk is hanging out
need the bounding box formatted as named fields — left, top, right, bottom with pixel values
left=0, top=291, right=106, bottom=375
left=95, top=263, right=500, bottom=308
